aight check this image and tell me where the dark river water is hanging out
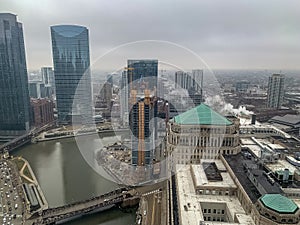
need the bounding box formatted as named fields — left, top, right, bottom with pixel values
left=12, top=134, right=136, bottom=225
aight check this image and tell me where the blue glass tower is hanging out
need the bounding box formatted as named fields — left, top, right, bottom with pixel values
left=0, top=13, right=30, bottom=136
left=127, top=59, right=158, bottom=91
left=51, top=25, right=92, bottom=124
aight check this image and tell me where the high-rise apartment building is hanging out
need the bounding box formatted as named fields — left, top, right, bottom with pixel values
left=0, top=13, right=30, bottom=136
left=267, top=74, right=285, bottom=109
left=51, top=25, right=92, bottom=124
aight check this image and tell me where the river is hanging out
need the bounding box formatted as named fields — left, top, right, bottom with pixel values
left=11, top=134, right=136, bottom=225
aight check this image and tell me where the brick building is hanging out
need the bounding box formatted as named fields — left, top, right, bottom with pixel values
left=30, top=98, right=54, bottom=127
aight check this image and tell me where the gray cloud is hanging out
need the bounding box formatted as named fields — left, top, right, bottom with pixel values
left=1, top=0, right=300, bottom=70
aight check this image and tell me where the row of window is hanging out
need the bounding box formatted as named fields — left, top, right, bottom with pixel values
left=203, top=208, right=225, bottom=214
left=197, top=189, right=234, bottom=196
left=203, top=216, right=225, bottom=222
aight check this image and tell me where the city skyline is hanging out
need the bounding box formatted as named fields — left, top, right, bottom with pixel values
left=1, top=0, right=300, bottom=70
left=1, top=3, right=300, bottom=225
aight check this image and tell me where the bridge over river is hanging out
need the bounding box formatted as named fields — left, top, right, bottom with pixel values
left=31, top=187, right=139, bottom=225
left=0, top=122, right=56, bottom=154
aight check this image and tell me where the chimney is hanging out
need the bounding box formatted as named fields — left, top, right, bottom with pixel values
left=251, top=114, right=256, bottom=125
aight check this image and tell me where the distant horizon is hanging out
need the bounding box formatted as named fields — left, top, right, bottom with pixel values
left=2, top=0, right=300, bottom=71
left=27, top=68, right=300, bottom=73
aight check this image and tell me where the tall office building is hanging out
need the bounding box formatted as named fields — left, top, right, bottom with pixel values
left=175, top=69, right=203, bottom=106
left=41, top=67, right=54, bottom=86
left=120, top=71, right=129, bottom=126
left=41, top=67, right=55, bottom=96
left=127, top=59, right=158, bottom=92
left=175, top=69, right=203, bottom=92
left=96, top=82, right=112, bottom=109
left=191, top=69, right=203, bottom=93
left=267, top=74, right=285, bottom=109
left=51, top=25, right=92, bottom=124
left=175, top=71, right=190, bottom=89
left=0, top=13, right=30, bottom=136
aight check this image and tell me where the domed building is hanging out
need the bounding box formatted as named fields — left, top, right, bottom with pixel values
left=254, top=194, right=300, bottom=224
left=166, top=104, right=240, bottom=171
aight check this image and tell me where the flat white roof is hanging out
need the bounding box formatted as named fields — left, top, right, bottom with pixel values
left=266, top=160, right=298, bottom=173
left=191, top=161, right=237, bottom=189
left=175, top=164, right=255, bottom=225
left=240, top=138, right=256, bottom=145
left=267, top=143, right=286, bottom=150
left=242, top=144, right=262, bottom=158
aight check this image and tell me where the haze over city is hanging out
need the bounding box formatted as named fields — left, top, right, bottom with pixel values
left=2, top=0, right=300, bottom=70
left=1, top=1, right=300, bottom=225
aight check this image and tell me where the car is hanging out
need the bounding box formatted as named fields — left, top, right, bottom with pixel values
left=143, top=210, right=147, bottom=216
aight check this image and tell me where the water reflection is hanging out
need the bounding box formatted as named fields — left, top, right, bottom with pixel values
left=12, top=135, right=135, bottom=225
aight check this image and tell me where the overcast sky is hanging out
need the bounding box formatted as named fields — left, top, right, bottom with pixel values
left=2, top=0, right=300, bottom=70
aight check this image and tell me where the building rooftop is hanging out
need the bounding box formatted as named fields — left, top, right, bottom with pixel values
left=173, top=104, right=232, bottom=125
left=269, top=114, right=300, bottom=128
left=224, top=153, right=283, bottom=202
left=191, top=160, right=237, bottom=188
left=51, top=25, right=87, bottom=37
left=260, top=194, right=298, bottom=214
left=175, top=164, right=254, bottom=225
left=266, top=160, right=298, bottom=174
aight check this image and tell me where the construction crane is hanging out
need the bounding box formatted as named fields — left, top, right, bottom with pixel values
left=124, top=67, right=135, bottom=106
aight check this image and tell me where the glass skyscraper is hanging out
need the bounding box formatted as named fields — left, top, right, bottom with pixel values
left=51, top=25, right=92, bottom=124
left=127, top=59, right=158, bottom=91
left=0, top=13, right=30, bottom=136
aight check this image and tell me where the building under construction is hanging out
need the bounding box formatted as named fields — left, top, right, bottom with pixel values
left=125, top=59, right=159, bottom=167
left=129, top=91, right=158, bottom=166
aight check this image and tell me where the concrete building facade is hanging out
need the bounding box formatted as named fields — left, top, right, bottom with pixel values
left=267, top=74, right=285, bottom=109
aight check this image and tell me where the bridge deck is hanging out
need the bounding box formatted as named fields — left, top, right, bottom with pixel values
left=40, top=188, right=138, bottom=224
